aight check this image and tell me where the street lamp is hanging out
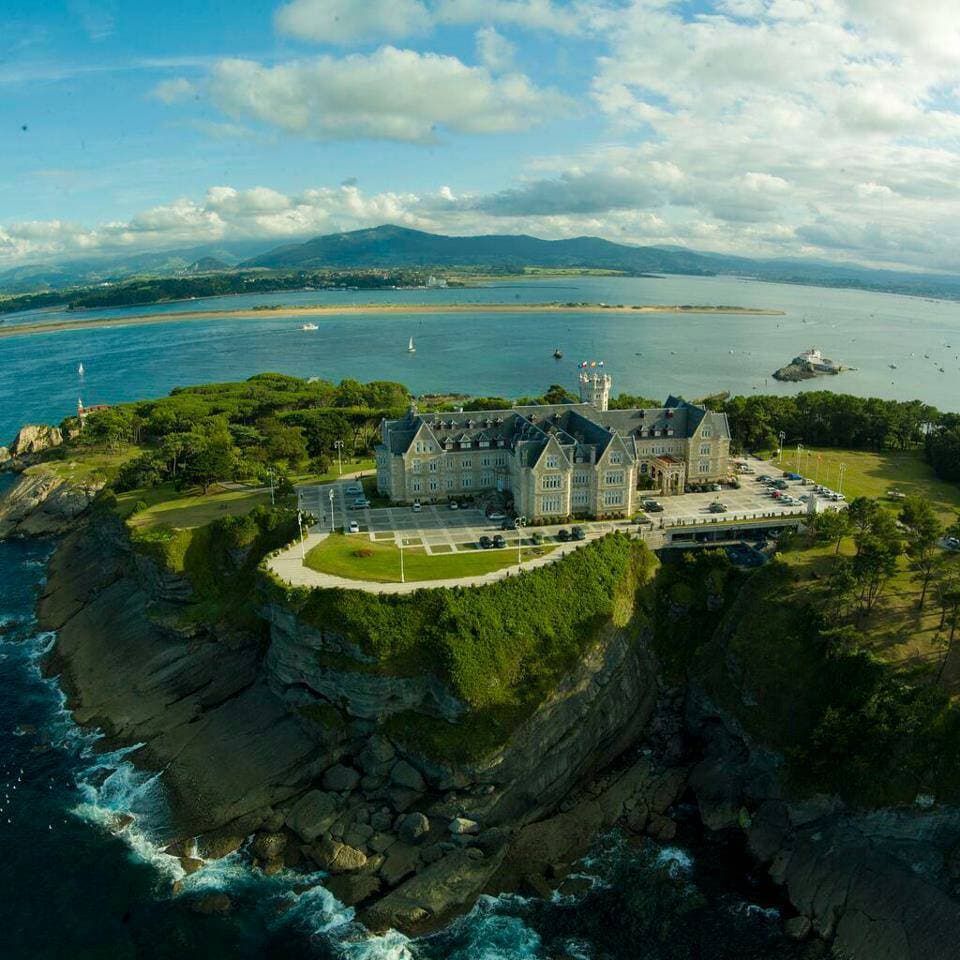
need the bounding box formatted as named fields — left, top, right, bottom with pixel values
left=838, top=463, right=847, bottom=496
left=796, top=443, right=803, bottom=472
left=268, top=467, right=275, bottom=506
left=297, top=495, right=306, bottom=562
left=777, top=431, right=786, bottom=463
left=399, top=536, right=405, bottom=584
left=516, top=516, right=527, bottom=566
left=334, top=439, right=344, bottom=476
left=328, top=488, right=335, bottom=533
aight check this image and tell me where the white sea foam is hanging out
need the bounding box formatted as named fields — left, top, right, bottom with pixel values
left=655, top=845, right=694, bottom=877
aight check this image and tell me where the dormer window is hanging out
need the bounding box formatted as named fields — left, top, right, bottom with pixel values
left=544, top=454, right=560, bottom=469
left=609, top=451, right=622, bottom=464
left=702, top=427, right=712, bottom=438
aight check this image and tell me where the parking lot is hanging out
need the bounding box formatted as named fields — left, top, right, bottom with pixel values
left=296, top=458, right=838, bottom=559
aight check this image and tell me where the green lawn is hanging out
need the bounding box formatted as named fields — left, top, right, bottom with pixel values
left=27, top=445, right=144, bottom=484
left=117, top=481, right=273, bottom=530
left=304, top=532, right=555, bottom=583
left=770, top=447, right=960, bottom=522
left=291, top=457, right=375, bottom=486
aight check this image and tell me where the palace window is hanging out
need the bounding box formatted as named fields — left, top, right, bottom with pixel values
left=572, top=491, right=589, bottom=507
left=541, top=496, right=562, bottom=513
left=445, top=441, right=454, bottom=450
left=411, top=480, right=421, bottom=492
left=481, top=456, right=491, bottom=467
left=573, top=472, right=589, bottom=486
left=429, top=480, right=438, bottom=491
left=461, top=457, right=472, bottom=468
left=699, top=461, right=710, bottom=473
left=702, top=427, right=712, bottom=438
left=462, top=476, right=473, bottom=488
left=640, top=462, right=648, bottom=474
left=414, top=441, right=422, bottom=453
left=605, top=471, right=624, bottom=485
left=495, top=454, right=506, bottom=466
left=542, top=475, right=562, bottom=490
left=544, top=454, right=560, bottom=469
left=700, top=444, right=711, bottom=455
left=479, top=440, right=490, bottom=448
left=445, top=476, right=454, bottom=489
left=481, top=472, right=494, bottom=487
left=411, top=460, right=421, bottom=473
left=603, top=490, right=623, bottom=506
left=461, top=440, right=472, bottom=449
left=429, top=460, right=438, bottom=472
left=609, top=451, right=622, bottom=464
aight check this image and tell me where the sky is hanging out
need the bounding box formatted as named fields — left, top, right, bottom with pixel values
left=3, top=0, right=960, bottom=272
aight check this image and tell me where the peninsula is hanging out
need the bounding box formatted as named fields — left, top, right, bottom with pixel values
left=3, top=374, right=960, bottom=959
left=0, top=301, right=784, bottom=340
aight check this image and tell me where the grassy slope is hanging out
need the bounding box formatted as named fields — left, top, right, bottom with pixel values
left=304, top=531, right=555, bottom=583
left=117, top=481, right=272, bottom=529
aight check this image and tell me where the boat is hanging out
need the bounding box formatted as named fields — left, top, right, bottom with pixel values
left=407, top=337, right=416, bottom=354
left=888, top=363, right=897, bottom=369
left=553, top=348, right=563, bottom=359
left=301, top=323, right=318, bottom=331
left=77, top=362, right=84, bottom=376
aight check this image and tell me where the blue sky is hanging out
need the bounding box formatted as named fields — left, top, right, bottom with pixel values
left=3, top=0, right=960, bottom=272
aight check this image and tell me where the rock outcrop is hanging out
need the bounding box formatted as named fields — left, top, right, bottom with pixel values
left=10, top=423, right=63, bottom=459
left=0, top=468, right=104, bottom=539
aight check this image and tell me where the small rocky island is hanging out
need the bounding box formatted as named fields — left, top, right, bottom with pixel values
left=773, top=347, right=847, bottom=382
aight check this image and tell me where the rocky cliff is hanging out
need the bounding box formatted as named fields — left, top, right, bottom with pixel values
left=39, top=514, right=669, bottom=934
left=0, top=468, right=104, bottom=539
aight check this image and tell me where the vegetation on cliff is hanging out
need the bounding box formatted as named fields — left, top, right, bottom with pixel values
left=269, top=533, right=654, bottom=760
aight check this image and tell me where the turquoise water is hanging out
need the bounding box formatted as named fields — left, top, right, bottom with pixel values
left=1, top=275, right=959, bottom=444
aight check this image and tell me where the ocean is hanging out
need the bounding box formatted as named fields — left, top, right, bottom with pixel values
left=1, top=273, right=949, bottom=957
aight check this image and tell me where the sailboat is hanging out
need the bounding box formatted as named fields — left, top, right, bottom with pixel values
left=77, top=362, right=85, bottom=376
left=407, top=337, right=416, bottom=354
left=301, top=322, right=318, bottom=331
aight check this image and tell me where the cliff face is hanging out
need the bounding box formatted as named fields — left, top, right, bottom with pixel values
left=39, top=514, right=666, bottom=933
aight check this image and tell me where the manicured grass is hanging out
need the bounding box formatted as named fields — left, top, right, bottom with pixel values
left=117, top=481, right=272, bottom=530
left=304, top=532, right=555, bottom=582
left=291, top=458, right=375, bottom=486
left=768, top=446, right=960, bottom=521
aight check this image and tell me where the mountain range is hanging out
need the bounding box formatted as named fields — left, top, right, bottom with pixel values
left=5, top=225, right=960, bottom=302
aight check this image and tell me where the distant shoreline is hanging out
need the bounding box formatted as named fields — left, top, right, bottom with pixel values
left=0, top=301, right=784, bottom=340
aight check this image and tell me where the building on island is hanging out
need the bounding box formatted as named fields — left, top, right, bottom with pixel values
left=794, top=348, right=842, bottom=374
left=375, top=370, right=731, bottom=522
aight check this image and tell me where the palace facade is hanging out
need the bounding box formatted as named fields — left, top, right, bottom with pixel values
left=375, top=372, right=731, bottom=521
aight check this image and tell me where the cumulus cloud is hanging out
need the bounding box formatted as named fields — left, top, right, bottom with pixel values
left=275, top=0, right=429, bottom=44
left=208, top=48, right=570, bottom=142
left=275, top=0, right=586, bottom=44
left=150, top=77, right=196, bottom=104
left=475, top=26, right=516, bottom=72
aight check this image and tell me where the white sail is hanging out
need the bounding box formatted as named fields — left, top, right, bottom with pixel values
left=78, top=362, right=85, bottom=376
left=408, top=337, right=416, bottom=353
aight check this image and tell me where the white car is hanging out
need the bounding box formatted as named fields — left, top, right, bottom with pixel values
left=487, top=511, right=506, bottom=521
left=351, top=497, right=371, bottom=509
left=347, top=520, right=360, bottom=534
left=412, top=500, right=422, bottom=512
left=344, top=483, right=363, bottom=495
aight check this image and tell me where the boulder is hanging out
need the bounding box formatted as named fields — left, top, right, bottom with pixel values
left=324, top=872, right=382, bottom=907
left=390, top=760, right=425, bottom=793
left=196, top=834, right=245, bottom=860
left=449, top=817, right=480, bottom=836
left=322, top=764, right=360, bottom=793
left=308, top=838, right=368, bottom=873
left=784, top=916, right=812, bottom=940
left=252, top=832, right=287, bottom=861
left=369, top=832, right=397, bottom=854
left=359, top=736, right=396, bottom=774
left=285, top=790, right=340, bottom=843
left=399, top=812, right=430, bottom=843
left=388, top=787, right=421, bottom=813
left=380, top=842, right=422, bottom=886
left=0, top=447, right=9, bottom=466
left=180, top=856, right=204, bottom=875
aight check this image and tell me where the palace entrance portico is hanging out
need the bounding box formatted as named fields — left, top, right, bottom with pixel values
left=649, top=455, right=686, bottom=496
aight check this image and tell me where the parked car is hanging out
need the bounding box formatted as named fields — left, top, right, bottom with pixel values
left=571, top=525, right=587, bottom=541
left=771, top=490, right=783, bottom=499
left=344, top=483, right=363, bottom=495
left=887, top=489, right=907, bottom=501
left=412, top=500, right=422, bottom=512
left=756, top=474, right=771, bottom=482
left=501, top=518, right=517, bottom=530
left=478, top=535, right=493, bottom=549
left=557, top=528, right=572, bottom=542
left=773, top=479, right=789, bottom=490
left=351, top=497, right=371, bottom=509
left=711, top=483, right=723, bottom=492
left=448, top=500, right=459, bottom=510
left=642, top=499, right=664, bottom=512
left=944, top=537, right=960, bottom=551
left=785, top=472, right=803, bottom=481
left=347, top=520, right=360, bottom=534
left=493, top=534, right=506, bottom=548
left=531, top=531, right=545, bottom=545
left=487, top=510, right=507, bottom=521
left=708, top=501, right=728, bottom=513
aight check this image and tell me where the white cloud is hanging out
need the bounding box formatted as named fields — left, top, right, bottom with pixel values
left=150, top=77, right=196, bottom=104
left=275, top=0, right=429, bottom=44
left=476, top=26, right=516, bottom=71
left=435, top=0, right=584, bottom=34
left=208, top=47, right=570, bottom=142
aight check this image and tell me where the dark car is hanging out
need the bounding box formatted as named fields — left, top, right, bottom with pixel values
left=478, top=535, right=493, bottom=549
left=642, top=499, right=664, bottom=512
left=557, top=528, right=571, bottom=542
left=500, top=518, right=517, bottom=530
left=571, top=525, right=586, bottom=541
left=493, top=534, right=506, bottom=548
left=531, top=531, right=545, bottom=545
